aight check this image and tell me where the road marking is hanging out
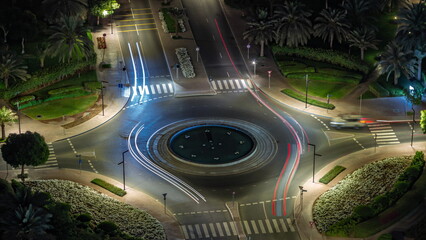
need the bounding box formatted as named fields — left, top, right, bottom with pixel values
left=229, top=80, right=235, bottom=89
left=195, top=224, right=202, bottom=238
left=223, top=222, right=231, bottom=236
left=117, top=18, right=155, bottom=22
left=116, top=23, right=155, bottom=28
left=162, top=83, right=168, bottom=93
left=376, top=138, right=399, bottom=141
left=209, top=223, right=217, bottom=237
left=202, top=224, right=209, bottom=238
left=235, top=80, right=241, bottom=89
left=251, top=220, right=259, bottom=234
left=369, top=126, right=392, bottom=130
left=116, top=13, right=153, bottom=17
left=243, top=221, right=251, bottom=234
left=287, top=218, right=295, bottom=232
left=272, top=219, right=281, bottom=233
left=241, top=79, right=247, bottom=88
left=150, top=85, right=156, bottom=94
left=218, top=80, right=223, bottom=90
left=247, top=80, right=253, bottom=88
left=258, top=220, right=266, bottom=233
left=181, top=225, right=189, bottom=239
left=223, top=80, right=229, bottom=89
left=279, top=219, right=288, bottom=232
left=138, top=86, right=143, bottom=95
left=229, top=222, right=237, bottom=235
left=187, top=225, right=195, bottom=239
left=375, top=132, right=397, bottom=135
left=378, top=141, right=400, bottom=144
left=265, top=219, right=274, bottom=233
left=143, top=85, right=149, bottom=94
left=216, top=222, right=224, bottom=236
left=117, top=28, right=157, bottom=32
left=156, top=84, right=162, bottom=93
left=168, top=83, right=173, bottom=92
left=211, top=81, right=217, bottom=90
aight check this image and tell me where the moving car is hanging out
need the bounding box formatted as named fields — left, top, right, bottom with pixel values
left=330, top=115, right=367, bottom=129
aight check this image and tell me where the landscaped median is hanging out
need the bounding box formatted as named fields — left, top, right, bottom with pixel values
left=313, top=151, right=425, bottom=237
left=175, top=48, right=195, bottom=78
left=281, top=89, right=335, bottom=110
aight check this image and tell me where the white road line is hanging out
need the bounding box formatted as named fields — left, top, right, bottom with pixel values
left=216, top=223, right=224, bottom=237
left=150, top=85, right=156, bottom=94
left=265, top=219, right=274, bottom=233
left=243, top=221, right=252, bottom=234
left=241, top=79, right=248, bottom=88
left=368, top=124, right=389, bottom=127
left=229, top=222, right=237, bottom=235
left=235, top=79, right=241, bottom=89
left=162, top=83, right=168, bottom=93
left=156, top=84, right=162, bottom=94
left=376, top=138, right=399, bottom=141
left=223, top=222, right=231, bottom=236
left=375, top=135, right=396, bottom=138
left=369, top=126, right=392, bottom=130
left=370, top=129, right=394, bottom=133
left=229, top=80, right=235, bottom=89
left=143, top=85, right=149, bottom=94
left=251, top=220, right=259, bottom=234
left=202, top=224, right=209, bottom=238
left=218, top=81, right=223, bottom=90
left=279, top=219, right=288, bottom=232
left=375, top=132, right=397, bottom=136
left=272, top=219, right=281, bottom=233
left=209, top=223, right=217, bottom=237
left=138, top=86, right=143, bottom=95
left=168, top=83, right=173, bottom=92
left=187, top=225, right=195, bottom=239
left=287, top=218, right=295, bottom=232
left=378, top=141, right=400, bottom=144
left=227, top=72, right=230, bottom=77
left=195, top=224, right=202, bottom=238
left=181, top=225, right=189, bottom=239
left=258, top=220, right=266, bottom=233
left=223, top=80, right=229, bottom=89
left=212, top=81, right=217, bottom=90
left=247, top=80, right=253, bottom=88
left=219, top=52, right=222, bottom=58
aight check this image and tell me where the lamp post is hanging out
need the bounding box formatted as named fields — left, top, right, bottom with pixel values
left=308, top=143, right=321, bottom=183
left=411, top=107, right=416, bottom=147
left=246, top=44, right=251, bottom=59
left=196, top=46, right=200, bottom=62
left=252, top=60, right=256, bottom=76
left=76, top=154, right=82, bottom=173
left=232, top=191, right=235, bottom=207
left=326, top=94, right=331, bottom=113
left=175, top=64, right=180, bottom=80
left=16, top=102, right=21, bottom=134
left=267, top=70, right=272, bottom=89
left=162, top=193, right=167, bottom=214
left=305, top=74, right=309, bottom=109
left=298, top=186, right=307, bottom=212
left=118, top=150, right=128, bottom=190
left=359, top=92, right=363, bottom=115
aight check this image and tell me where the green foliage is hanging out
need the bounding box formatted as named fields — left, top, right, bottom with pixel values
left=84, top=82, right=102, bottom=92
left=77, top=213, right=93, bottom=223
left=412, top=151, right=425, bottom=166
left=277, top=61, right=316, bottom=76
left=0, top=57, right=96, bottom=100
left=90, top=0, right=120, bottom=17
left=272, top=45, right=370, bottom=74
left=317, top=68, right=363, bottom=80
left=96, top=221, right=119, bottom=235
left=20, top=90, right=91, bottom=109
left=287, top=72, right=359, bottom=84
left=281, top=89, right=335, bottom=109
left=319, top=165, right=346, bottom=184
left=161, top=8, right=178, bottom=33
left=10, top=95, right=36, bottom=105
left=48, top=86, right=84, bottom=95
left=326, top=216, right=358, bottom=236
left=353, top=205, right=375, bottom=221
left=398, top=166, right=422, bottom=182
left=371, top=195, right=390, bottom=213
left=90, top=178, right=127, bottom=197
left=421, top=110, right=426, bottom=134
left=369, top=82, right=390, bottom=97
left=377, top=233, right=392, bottom=240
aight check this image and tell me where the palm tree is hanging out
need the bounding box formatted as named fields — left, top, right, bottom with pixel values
left=243, top=20, right=275, bottom=57
left=274, top=1, right=313, bottom=47
left=0, top=54, right=30, bottom=89
left=42, top=0, right=88, bottom=22
left=396, top=2, right=426, bottom=51
left=314, top=8, right=349, bottom=49
left=168, top=8, right=185, bottom=38
left=47, top=16, right=94, bottom=63
left=347, top=27, right=379, bottom=60
left=414, top=45, right=426, bottom=81
left=0, top=106, right=17, bottom=140
left=378, top=41, right=415, bottom=85
left=378, top=0, right=408, bottom=12
left=343, top=0, right=377, bottom=29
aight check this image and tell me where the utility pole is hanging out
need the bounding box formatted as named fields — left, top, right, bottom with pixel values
left=162, top=193, right=167, bottom=214
left=305, top=74, right=309, bottom=109
left=299, top=186, right=307, bottom=212
left=411, top=107, right=416, bottom=147
left=308, top=143, right=322, bottom=183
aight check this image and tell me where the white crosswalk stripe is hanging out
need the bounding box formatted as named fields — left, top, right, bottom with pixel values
left=132, top=82, right=177, bottom=96
left=368, top=123, right=400, bottom=146
left=211, top=81, right=217, bottom=90
left=168, top=83, right=173, bottom=92
left=150, top=85, right=156, bottom=94
left=218, top=81, right=223, bottom=90
left=156, top=84, right=162, bottom=94
left=162, top=83, right=168, bottom=93
left=34, top=143, right=58, bottom=169
left=223, top=80, right=229, bottom=89
left=211, top=79, right=256, bottom=93
left=181, top=218, right=295, bottom=239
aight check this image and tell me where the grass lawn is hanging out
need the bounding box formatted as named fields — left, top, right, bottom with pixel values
left=32, top=70, right=98, bottom=99
left=21, top=94, right=98, bottom=120
left=287, top=77, right=357, bottom=99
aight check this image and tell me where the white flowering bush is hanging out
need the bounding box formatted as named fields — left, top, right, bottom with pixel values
left=175, top=48, right=195, bottom=78
left=313, top=156, right=411, bottom=233
left=178, top=19, right=186, bottom=32
left=158, top=11, right=169, bottom=33
left=26, top=180, right=166, bottom=240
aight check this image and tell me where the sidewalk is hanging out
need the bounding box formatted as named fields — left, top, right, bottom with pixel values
left=0, top=168, right=183, bottom=240
left=294, top=142, right=426, bottom=240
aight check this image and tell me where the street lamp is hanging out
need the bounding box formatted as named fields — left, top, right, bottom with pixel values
left=162, top=193, right=167, bottom=214
left=232, top=191, right=236, bottom=207
left=252, top=60, right=256, bottom=76
left=118, top=150, right=129, bottom=190
left=246, top=44, right=251, bottom=59
left=308, top=143, right=321, bottom=183
left=298, top=186, right=307, bottom=212
left=359, top=92, right=363, bottom=115
left=326, top=94, right=332, bottom=113
left=409, top=85, right=416, bottom=147
left=195, top=46, right=200, bottom=62
left=267, top=70, right=272, bottom=89
left=305, top=74, right=309, bottom=108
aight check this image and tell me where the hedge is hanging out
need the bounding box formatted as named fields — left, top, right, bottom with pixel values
left=287, top=72, right=359, bottom=84
left=10, top=95, right=36, bottom=106
left=319, top=165, right=346, bottom=184
left=317, top=68, right=363, bottom=80
left=90, top=178, right=127, bottom=197
left=281, top=89, right=335, bottom=110
left=48, top=86, right=84, bottom=95
left=0, top=56, right=96, bottom=100
left=19, top=90, right=91, bottom=109
left=272, top=46, right=370, bottom=74
left=84, top=82, right=102, bottom=92
left=420, top=110, right=426, bottom=134
left=369, top=82, right=390, bottom=97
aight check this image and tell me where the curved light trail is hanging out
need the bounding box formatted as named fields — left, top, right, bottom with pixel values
left=136, top=41, right=146, bottom=102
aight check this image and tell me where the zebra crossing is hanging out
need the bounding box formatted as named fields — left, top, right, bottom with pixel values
left=132, top=82, right=174, bottom=96
left=211, top=79, right=255, bottom=92
left=34, top=143, right=58, bottom=169
left=368, top=123, right=400, bottom=146
left=181, top=218, right=295, bottom=239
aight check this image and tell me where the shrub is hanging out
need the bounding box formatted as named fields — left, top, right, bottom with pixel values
left=353, top=205, right=375, bottom=220
left=392, top=181, right=410, bottom=196
left=377, top=233, right=392, bottom=240
left=319, top=165, right=346, bottom=184
left=10, top=95, right=36, bottom=106
left=281, top=89, right=335, bottom=109
left=412, top=151, right=425, bottom=167
left=369, top=82, right=390, bottom=97
left=371, top=195, right=390, bottom=213
left=90, top=178, right=127, bottom=197
left=272, top=46, right=370, bottom=74
left=421, top=110, right=426, bottom=134
left=76, top=213, right=93, bottom=223
left=48, top=86, right=84, bottom=95
left=84, top=82, right=102, bottom=92
left=97, top=221, right=119, bottom=235
left=398, top=166, right=421, bottom=182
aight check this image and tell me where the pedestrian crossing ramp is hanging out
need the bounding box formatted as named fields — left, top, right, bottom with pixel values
left=33, top=143, right=58, bottom=169
left=368, top=123, right=400, bottom=146
left=210, top=79, right=255, bottom=93
left=181, top=218, right=295, bottom=239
